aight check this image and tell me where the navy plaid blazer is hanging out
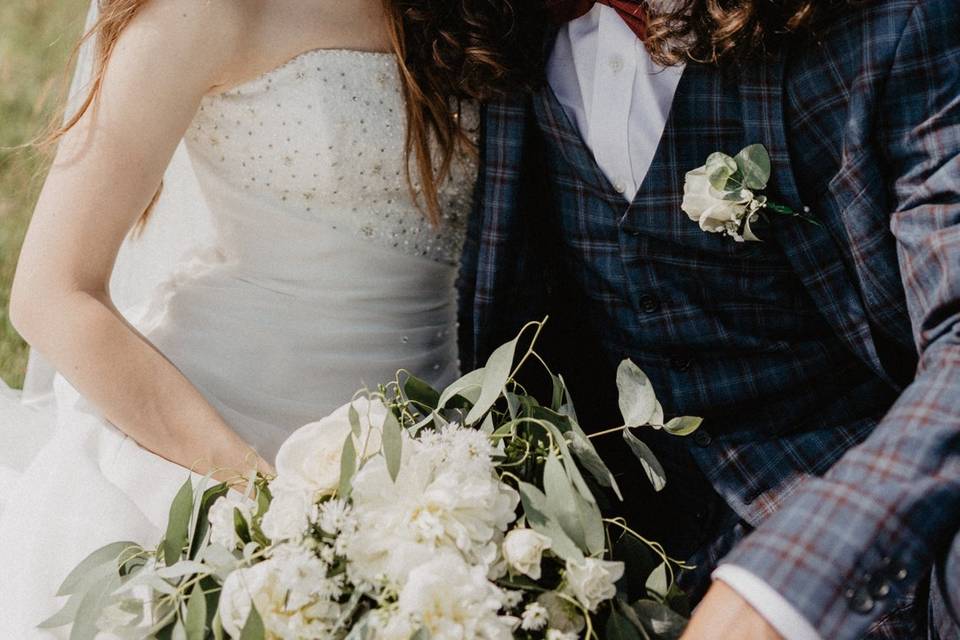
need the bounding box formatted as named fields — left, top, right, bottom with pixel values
left=458, top=0, right=960, bottom=637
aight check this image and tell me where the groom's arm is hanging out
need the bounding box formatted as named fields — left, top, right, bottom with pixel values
left=690, top=1, right=960, bottom=638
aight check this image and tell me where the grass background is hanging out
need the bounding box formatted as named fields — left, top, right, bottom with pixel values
left=0, top=0, right=89, bottom=388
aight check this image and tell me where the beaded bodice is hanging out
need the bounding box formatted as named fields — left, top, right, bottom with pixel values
left=184, top=49, right=479, bottom=265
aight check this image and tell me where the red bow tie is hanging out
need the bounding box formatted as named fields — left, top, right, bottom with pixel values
left=546, top=0, right=648, bottom=40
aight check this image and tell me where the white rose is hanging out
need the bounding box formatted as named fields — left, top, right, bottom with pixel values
left=681, top=167, right=763, bottom=242
left=563, top=557, right=625, bottom=611
left=219, top=564, right=271, bottom=638
left=502, top=528, right=551, bottom=580
left=208, top=492, right=256, bottom=550
left=274, top=396, right=386, bottom=497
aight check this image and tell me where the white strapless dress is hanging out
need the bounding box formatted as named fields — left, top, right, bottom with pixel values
left=0, top=50, right=478, bottom=636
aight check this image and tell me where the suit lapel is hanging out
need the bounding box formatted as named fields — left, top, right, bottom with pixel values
left=739, top=56, right=892, bottom=385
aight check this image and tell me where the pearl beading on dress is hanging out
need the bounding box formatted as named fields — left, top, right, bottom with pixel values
left=185, top=49, right=479, bottom=266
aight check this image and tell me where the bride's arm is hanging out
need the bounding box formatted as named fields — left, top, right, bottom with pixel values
left=9, top=0, right=271, bottom=479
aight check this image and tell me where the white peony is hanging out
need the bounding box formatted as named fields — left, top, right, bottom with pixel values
left=395, top=553, right=515, bottom=640
left=563, top=557, right=625, bottom=611
left=681, top=167, right=765, bottom=242
left=208, top=492, right=256, bottom=550
left=344, top=430, right=519, bottom=588
left=274, top=396, right=386, bottom=498
left=219, top=548, right=343, bottom=640
left=502, top=528, right=552, bottom=580
left=260, top=486, right=313, bottom=542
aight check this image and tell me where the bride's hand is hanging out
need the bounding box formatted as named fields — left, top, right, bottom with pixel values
left=681, top=581, right=784, bottom=640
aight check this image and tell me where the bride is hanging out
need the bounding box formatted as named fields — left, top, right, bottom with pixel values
left=0, top=0, right=541, bottom=634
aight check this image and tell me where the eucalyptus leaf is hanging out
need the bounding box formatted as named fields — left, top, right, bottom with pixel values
left=68, top=571, right=122, bottom=640
left=543, top=453, right=587, bottom=550
left=38, top=592, right=84, bottom=629
left=607, top=607, right=646, bottom=640
left=464, top=335, right=521, bottom=424
left=163, top=478, right=195, bottom=566
left=645, top=562, right=668, bottom=599
left=617, top=360, right=657, bottom=428
left=339, top=431, right=357, bottom=498
left=240, top=606, right=265, bottom=640
left=436, top=368, right=485, bottom=410
left=382, top=409, right=403, bottom=482
left=213, top=611, right=225, bottom=640
left=403, top=374, right=441, bottom=410
left=517, top=481, right=584, bottom=562
left=662, top=416, right=702, bottom=437
left=171, top=620, right=188, bottom=640
left=55, top=541, right=138, bottom=597
left=568, top=430, right=623, bottom=501
left=155, top=561, right=209, bottom=579
left=623, top=428, right=666, bottom=492
left=348, top=404, right=361, bottom=439
left=185, top=583, right=208, bottom=640
left=480, top=412, right=495, bottom=435
left=190, top=483, right=230, bottom=559
left=734, top=144, right=771, bottom=190
left=705, top=152, right=739, bottom=191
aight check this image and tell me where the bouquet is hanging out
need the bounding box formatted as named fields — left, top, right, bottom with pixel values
left=48, top=321, right=702, bottom=639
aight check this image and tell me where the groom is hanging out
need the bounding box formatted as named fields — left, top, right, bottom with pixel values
left=458, top=0, right=960, bottom=638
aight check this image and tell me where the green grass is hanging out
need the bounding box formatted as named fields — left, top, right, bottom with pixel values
left=0, top=0, right=89, bottom=388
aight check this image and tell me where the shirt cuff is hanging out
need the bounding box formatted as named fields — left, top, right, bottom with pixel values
left=712, top=564, right=823, bottom=640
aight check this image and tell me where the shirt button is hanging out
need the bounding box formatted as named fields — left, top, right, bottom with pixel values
left=609, top=54, right=625, bottom=73
left=613, top=179, right=627, bottom=194
left=847, top=588, right=876, bottom=614
left=637, top=294, right=660, bottom=313
left=693, top=431, right=712, bottom=447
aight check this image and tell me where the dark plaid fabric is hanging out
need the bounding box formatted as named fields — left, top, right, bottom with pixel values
left=458, top=0, right=960, bottom=638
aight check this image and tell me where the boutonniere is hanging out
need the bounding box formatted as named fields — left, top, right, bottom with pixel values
left=681, top=144, right=818, bottom=242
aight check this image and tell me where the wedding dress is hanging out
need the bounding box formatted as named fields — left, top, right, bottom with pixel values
left=0, top=47, right=478, bottom=636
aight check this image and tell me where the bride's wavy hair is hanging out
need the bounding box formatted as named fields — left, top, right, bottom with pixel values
left=643, top=0, right=857, bottom=66
left=43, top=0, right=547, bottom=226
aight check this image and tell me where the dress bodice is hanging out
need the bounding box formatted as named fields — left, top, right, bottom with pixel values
left=185, top=49, right=478, bottom=267
left=138, top=50, right=479, bottom=459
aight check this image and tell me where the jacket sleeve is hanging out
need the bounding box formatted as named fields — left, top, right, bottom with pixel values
left=721, top=1, right=960, bottom=637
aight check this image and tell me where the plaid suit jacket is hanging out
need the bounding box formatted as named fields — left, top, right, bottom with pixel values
left=458, top=0, right=960, bottom=637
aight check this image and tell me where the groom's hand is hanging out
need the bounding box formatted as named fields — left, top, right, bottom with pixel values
left=681, top=581, right=784, bottom=640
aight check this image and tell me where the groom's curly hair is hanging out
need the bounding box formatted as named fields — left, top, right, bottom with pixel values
left=643, top=0, right=864, bottom=66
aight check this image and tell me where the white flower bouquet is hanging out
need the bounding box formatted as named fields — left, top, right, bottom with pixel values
left=48, top=321, right=700, bottom=639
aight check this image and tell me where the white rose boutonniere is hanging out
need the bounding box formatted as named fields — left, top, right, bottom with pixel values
left=681, top=144, right=817, bottom=242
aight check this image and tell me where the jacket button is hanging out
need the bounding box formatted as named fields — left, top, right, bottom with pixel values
left=847, top=588, right=875, bottom=614
left=869, top=576, right=891, bottom=599
left=693, top=431, right=712, bottom=447
left=638, top=294, right=661, bottom=313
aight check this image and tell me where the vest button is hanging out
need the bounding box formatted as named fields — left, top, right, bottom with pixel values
left=638, top=294, right=661, bottom=313
left=693, top=431, right=712, bottom=447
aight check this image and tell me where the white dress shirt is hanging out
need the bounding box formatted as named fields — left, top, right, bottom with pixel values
left=546, top=6, right=822, bottom=640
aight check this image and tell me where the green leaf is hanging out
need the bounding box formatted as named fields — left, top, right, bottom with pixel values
left=240, top=605, right=265, bottom=640
left=645, top=563, right=668, bottom=599
left=662, top=416, right=702, bottom=437
left=68, top=571, right=122, bottom=640
left=617, top=360, right=657, bottom=428
left=339, top=430, right=357, bottom=498
left=437, top=368, right=485, bottom=410
left=185, top=583, right=208, bottom=640
left=213, top=611, right=225, bottom=640
left=55, top=541, right=138, bottom=597
left=382, top=409, right=403, bottom=482
left=517, top=481, right=584, bottom=562
left=568, top=430, right=623, bottom=501
left=163, top=478, right=195, bottom=566
left=403, top=374, right=441, bottom=410
left=464, top=334, right=521, bottom=424
left=171, top=619, right=188, bottom=640
left=705, top=152, right=739, bottom=191
left=38, top=592, right=84, bottom=629
left=734, top=144, right=771, bottom=190
left=543, top=452, right=605, bottom=555
left=349, top=404, right=362, bottom=438
left=623, top=428, right=666, bottom=492
left=190, top=483, right=230, bottom=559
left=607, top=607, right=647, bottom=640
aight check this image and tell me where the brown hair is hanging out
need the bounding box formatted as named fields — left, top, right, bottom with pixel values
left=644, top=0, right=855, bottom=66
left=43, top=0, right=546, bottom=226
